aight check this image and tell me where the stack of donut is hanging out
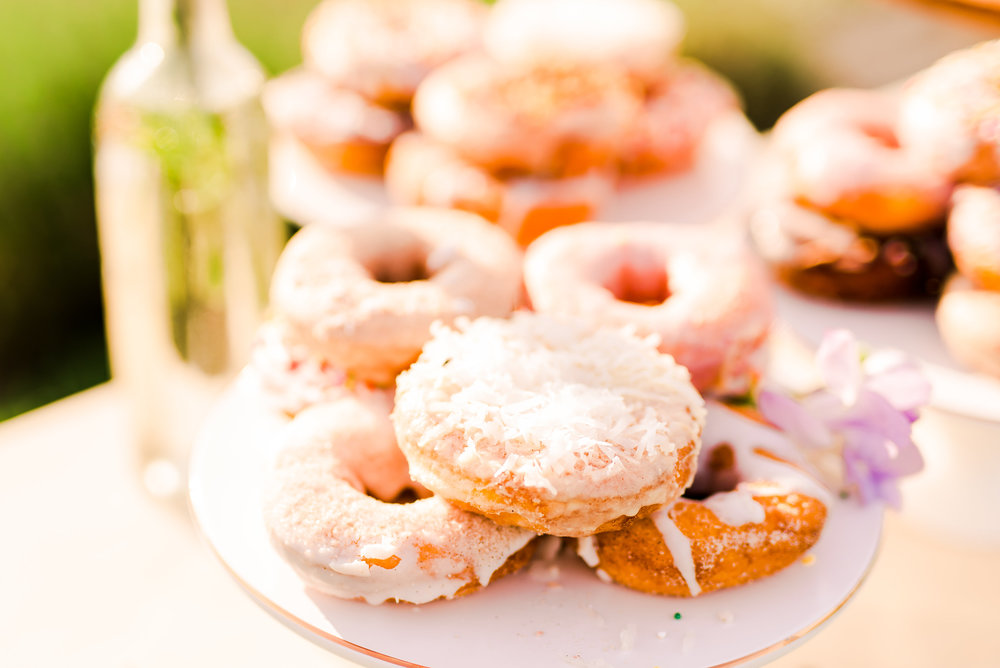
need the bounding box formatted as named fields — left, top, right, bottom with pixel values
left=386, top=0, right=742, bottom=246
left=749, top=39, right=1000, bottom=377
left=254, top=203, right=828, bottom=605
left=262, top=0, right=486, bottom=176
left=938, top=185, right=1000, bottom=378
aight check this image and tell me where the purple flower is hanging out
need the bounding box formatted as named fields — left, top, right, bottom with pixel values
left=758, top=329, right=930, bottom=508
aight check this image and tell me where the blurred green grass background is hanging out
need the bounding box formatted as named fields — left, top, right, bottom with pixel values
left=1, top=0, right=987, bottom=420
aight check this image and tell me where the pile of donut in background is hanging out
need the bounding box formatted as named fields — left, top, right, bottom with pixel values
left=247, top=0, right=1000, bottom=606
left=748, top=41, right=1000, bottom=379
left=263, top=0, right=740, bottom=245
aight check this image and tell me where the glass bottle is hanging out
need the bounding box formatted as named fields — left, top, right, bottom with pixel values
left=93, top=0, right=283, bottom=502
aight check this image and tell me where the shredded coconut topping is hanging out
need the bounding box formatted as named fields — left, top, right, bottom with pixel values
left=394, top=314, right=705, bottom=501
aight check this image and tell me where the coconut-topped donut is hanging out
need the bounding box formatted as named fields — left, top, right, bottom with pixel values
left=391, top=313, right=706, bottom=537
left=269, top=207, right=522, bottom=386
left=302, top=0, right=486, bottom=106
left=264, top=393, right=536, bottom=605
left=483, top=0, right=684, bottom=85
left=577, top=401, right=829, bottom=597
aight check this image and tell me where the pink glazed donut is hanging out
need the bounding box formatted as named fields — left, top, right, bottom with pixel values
left=263, top=392, right=536, bottom=604
left=771, top=87, right=952, bottom=233
left=948, top=184, right=1000, bottom=292
left=523, top=222, right=774, bottom=395
left=898, top=39, right=1000, bottom=185
left=936, top=274, right=1000, bottom=379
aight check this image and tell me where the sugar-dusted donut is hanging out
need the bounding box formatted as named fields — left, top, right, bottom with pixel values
left=301, top=0, right=486, bottom=107
left=482, top=0, right=684, bottom=86
left=384, top=131, right=615, bottom=246
left=749, top=198, right=954, bottom=302
left=948, top=184, right=1000, bottom=291
left=391, top=313, right=706, bottom=537
left=619, top=61, right=741, bottom=177
left=523, top=222, right=773, bottom=396
left=269, top=207, right=522, bottom=386
left=262, top=69, right=411, bottom=176
left=898, top=39, right=1000, bottom=185
left=936, top=274, right=1000, bottom=379
left=412, top=53, right=643, bottom=177
left=576, top=401, right=828, bottom=597
left=264, top=393, right=536, bottom=604
left=771, top=88, right=952, bottom=233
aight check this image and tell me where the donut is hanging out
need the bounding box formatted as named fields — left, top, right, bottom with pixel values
left=619, top=61, right=741, bottom=177
left=262, top=68, right=411, bottom=176
left=749, top=198, right=954, bottom=302
left=248, top=321, right=391, bottom=416
left=391, top=313, right=706, bottom=538
left=523, top=222, right=774, bottom=396
left=576, top=401, right=828, bottom=597
left=482, top=0, right=684, bottom=86
left=948, top=184, right=1000, bottom=291
left=936, top=274, right=1000, bottom=378
left=264, top=393, right=537, bottom=604
left=771, top=88, right=952, bottom=233
left=301, top=0, right=486, bottom=107
left=898, top=40, right=1000, bottom=184
left=269, top=207, right=523, bottom=386
left=384, top=131, right=615, bottom=247
left=411, top=53, right=643, bottom=177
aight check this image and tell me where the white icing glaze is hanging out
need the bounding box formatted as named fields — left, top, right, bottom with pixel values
left=703, top=489, right=765, bottom=527
left=652, top=505, right=702, bottom=596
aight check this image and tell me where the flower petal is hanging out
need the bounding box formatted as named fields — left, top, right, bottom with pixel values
left=863, top=351, right=932, bottom=414
left=757, top=389, right=832, bottom=449
left=816, top=329, right=862, bottom=405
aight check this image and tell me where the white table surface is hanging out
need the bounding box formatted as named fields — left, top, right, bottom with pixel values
left=2, top=382, right=998, bottom=667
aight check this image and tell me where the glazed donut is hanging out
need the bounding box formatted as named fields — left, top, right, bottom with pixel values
left=269, top=207, right=522, bottom=386
left=771, top=88, right=952, bottom=233
left=248, top=321, right=389, bottom=416
left=749, top=198, right=954, bottom=302
left=948, top=184, right=1000, bottom=291
left=391, top=313, right=706, bottom=538
left=301, top=0, right=486, bottom=107
left=483, top=0, right=684, bottom=86
left=898, top=40, right=1000, bottom=184
left=412, top=53, right=643, bottom=177
left=264, top=393, right=536, bottom=604
left=523, top=222, right=773, bottom=396
left=576, top=401, right=828, bottom=597
left=262, top=68, right=411, bottom=176
left=936, top=274, right=1000, bottom=378
left=385, top=132, right=615, bottom=246
left=619, top=61, right=741, bottom=177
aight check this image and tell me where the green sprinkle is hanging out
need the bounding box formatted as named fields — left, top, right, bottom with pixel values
left=673, top=612, right=682, bottom=620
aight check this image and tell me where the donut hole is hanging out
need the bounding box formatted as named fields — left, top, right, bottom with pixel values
left=599, top=246, right=671, bottom=305
left=684, top=442, right=740, bottom=500
left=371, top=257, right=430, bottom=283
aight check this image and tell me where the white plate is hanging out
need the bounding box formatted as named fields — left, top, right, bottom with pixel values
left=189, top=374, right=883, bottom=668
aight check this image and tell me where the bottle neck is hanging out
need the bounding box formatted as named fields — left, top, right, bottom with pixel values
left=137, top=0, right=235, bottom=48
